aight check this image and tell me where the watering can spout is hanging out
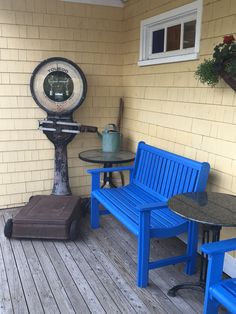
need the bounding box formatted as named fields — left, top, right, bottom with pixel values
left=96, top=130, right=102, bottom=138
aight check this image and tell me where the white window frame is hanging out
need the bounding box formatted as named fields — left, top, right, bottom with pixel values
left=138, top=0, right=203, bottom=67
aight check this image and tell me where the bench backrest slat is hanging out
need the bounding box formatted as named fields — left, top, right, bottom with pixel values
left=132, top=142, right=210, bottom=200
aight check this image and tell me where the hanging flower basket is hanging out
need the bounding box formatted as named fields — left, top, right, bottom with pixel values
left=195, top=35, right=236, bottom=91
left=220, top=59, right=236, bottom=91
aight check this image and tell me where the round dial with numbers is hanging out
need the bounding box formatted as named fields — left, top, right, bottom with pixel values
left=30, top=57, right=87, bottom=115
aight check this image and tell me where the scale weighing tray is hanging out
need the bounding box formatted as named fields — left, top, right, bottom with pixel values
left=4, top=195, right=81, bottom=240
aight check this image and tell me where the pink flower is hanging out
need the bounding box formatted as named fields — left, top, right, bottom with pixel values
left=223, top=35, right=235, bottom=44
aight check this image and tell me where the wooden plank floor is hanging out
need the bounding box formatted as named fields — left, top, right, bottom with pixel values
left=0, top=207, right=207, bottom=314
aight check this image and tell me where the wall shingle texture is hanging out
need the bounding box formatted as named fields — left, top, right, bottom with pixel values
left=0, top=0, right=123, bottom=208
left=122, top=0, right=236, bottom=248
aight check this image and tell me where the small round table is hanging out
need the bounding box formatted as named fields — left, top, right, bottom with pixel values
left=167, top=192, right=236, bottom=296
left=79, top=149, right=135, bottom=187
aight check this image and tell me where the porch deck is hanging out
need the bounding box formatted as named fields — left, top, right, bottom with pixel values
left=0, top=207, right=205, bottom=314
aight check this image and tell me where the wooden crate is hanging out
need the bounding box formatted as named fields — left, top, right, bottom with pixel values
left=5, top=195, right=81, bottom=240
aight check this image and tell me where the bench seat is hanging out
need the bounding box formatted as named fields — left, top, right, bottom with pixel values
left=92, top=183, right=187, bottom=237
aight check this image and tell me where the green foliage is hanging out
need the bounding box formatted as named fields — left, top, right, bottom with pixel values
left=195, top=35, right=236, bottom=87
left=224, top=59, right=236, bottom=76
left=195, top=59, right=219, bottom=87
left=213, top=41, right=236, bottom=63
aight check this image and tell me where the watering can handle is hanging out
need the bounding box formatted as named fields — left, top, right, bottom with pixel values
left=106, top=124, right=117, bottom=131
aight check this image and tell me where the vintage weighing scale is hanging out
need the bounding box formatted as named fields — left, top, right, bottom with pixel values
left=4, top=57, right=97, bottom=240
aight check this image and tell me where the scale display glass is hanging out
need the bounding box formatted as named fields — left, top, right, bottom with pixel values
left=30, top=57, right=87, bottom=115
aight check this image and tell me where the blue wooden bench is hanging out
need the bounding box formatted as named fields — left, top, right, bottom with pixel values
left=201, top=238, right=236, bottom=314
left=88, top=142, right=210, bottom=287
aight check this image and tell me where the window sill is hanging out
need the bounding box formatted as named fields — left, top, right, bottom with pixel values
left=138, top=52, right=199, bottom=67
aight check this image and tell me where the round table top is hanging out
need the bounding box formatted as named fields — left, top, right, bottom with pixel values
left=168, top=192, right=236, bottom=227
left=79, top=149, right=135, bottom=164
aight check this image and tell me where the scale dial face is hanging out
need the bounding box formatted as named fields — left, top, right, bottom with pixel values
left=30, top=57, right=87, bottom=115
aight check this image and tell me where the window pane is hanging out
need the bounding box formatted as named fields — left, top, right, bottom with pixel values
left=166, top=24, right=181, bottom=51
left=183, top=20, right=196, bottom=49
left=152, top=29, right=165, bottom=53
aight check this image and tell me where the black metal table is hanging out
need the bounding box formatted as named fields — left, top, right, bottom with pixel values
left=79, top=149, right=135, bottom=188
left=167, top=192, right=236, bottom=296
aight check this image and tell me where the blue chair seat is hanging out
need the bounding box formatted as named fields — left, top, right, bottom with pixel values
left=210, top=279, right=236, bottom=313
left=93, top=183, right=187, bottom=237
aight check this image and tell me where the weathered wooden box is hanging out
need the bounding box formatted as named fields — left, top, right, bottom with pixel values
left=4, top=195, right=81, bottom=240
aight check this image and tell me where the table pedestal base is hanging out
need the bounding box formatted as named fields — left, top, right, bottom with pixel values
left=168, top=225, right=221, bottom=297
left=101, top=165, right=117, bottom=188
left=168, top=281, right=205, bottom=297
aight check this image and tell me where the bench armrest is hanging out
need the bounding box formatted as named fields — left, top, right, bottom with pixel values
left=137, top=202, right=168, bottom=212
left=201, top=237, right=236, bottom=255
left=88, top=165, right=134, bottom=190
left=87, top=165, right=134, bottom=174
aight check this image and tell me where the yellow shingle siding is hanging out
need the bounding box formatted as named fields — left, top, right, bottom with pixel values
left=0, top=0, right=123, bottom=208
left=122, top=0, right=236, bottom=255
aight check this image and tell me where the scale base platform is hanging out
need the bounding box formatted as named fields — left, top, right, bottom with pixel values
left=4, top=195, right=81, bottom=240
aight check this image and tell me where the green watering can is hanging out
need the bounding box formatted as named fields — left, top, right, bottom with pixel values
left=97, top=124, right=121, bottom=153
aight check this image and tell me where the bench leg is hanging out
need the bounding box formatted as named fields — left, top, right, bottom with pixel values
left=90, top=197, right=100, bottom=229
left=137, top=211, right=150, bottom=288
left=185, top=221, right=198, bottom=275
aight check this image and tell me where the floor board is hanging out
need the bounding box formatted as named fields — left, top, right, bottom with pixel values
left=0, top=208, right=207, bottom=314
